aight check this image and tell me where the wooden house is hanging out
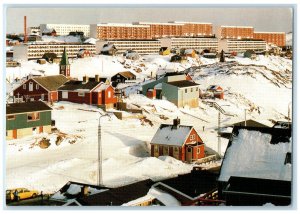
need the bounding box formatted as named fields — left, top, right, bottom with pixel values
left=100, top=44, right=117, bottom=56
left=207, top=85, right=224, bottom=99
left=42, top=28, right=57, bottom=36
left=184, top=49, right=196, bottom=58
left=77, top=49, right=92, bottom=58
left=6, top=101, right=52, bottom=139
left=150, top=118, right=205, bottom=163
left=111, top=71, right=136, bottom=86
left=159, top=47, right=171, bottom=55
left=58, top=75, right=117, bottom=109
left=13, top=75, right=68, bottom=103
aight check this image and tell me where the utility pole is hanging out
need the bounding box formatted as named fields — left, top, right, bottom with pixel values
left=218, top=112, right=221, bottom=156
left=97, top=113, right=110, bottom=186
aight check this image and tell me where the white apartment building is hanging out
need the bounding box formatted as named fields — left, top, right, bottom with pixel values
left=218, top=39, right=267, bottom=53
left=40, top=24, right=90, bottom=37
left=160, top=37, right=219, bottom=52
left=96, top=40, right=161, bottom=55
left=27, top=26, right=40, bottom=36
left=13, top=43, right=96, bottom=61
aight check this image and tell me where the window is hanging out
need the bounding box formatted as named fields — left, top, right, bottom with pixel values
left=29, top=82, right=33, bottom=91
left=108, top=91, right=111, bottom=98
left=185, top=89, right=187, bottom=93
left=190, top=134, right=195, bottom=141
left=197, top=147, right=201, bottom=154
left=36, top=84, right=39, bottom=90
left=163, top=146, right=169, bottom=155
left=41, top=94, right=44, bottom=100
left=196, top=87, right=198, bottom=91
left=78, top=92, right=85, bottom=97
left=7, top=115, right=15, bottom=120
left=154, top=145, right=159, bottom=153
left=191, top=88, right=193, bottom=92
left=27, top=112, right=40, bottom=121
left=62, top=91, right=68, bottom=99
left=23, top=84, right=26, bottom=90
left=187, top=147, right=192, bottom=153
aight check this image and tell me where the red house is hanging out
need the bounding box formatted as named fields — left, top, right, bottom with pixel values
left=207, top=85, right=224, bottom=99
left=13, top=75, right=68, bottom=103
left=77, top=49, right=92, bottom=58
left=58, top=75, right=117, bottom=109
left=150, top=118, right=205, bottom=163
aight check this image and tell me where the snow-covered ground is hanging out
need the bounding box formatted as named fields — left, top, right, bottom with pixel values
left=5, top=54, right=292, bottom=194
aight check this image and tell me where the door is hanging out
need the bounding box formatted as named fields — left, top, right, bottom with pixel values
left=39, top=126, right=43, bottom=133
left=186, top=146, right=193, bottom=162
left=154, top=145, right=159, bottom=157
left=173, top=146, right=179, bottom=160
left=13, top=129, right=17, bottom=139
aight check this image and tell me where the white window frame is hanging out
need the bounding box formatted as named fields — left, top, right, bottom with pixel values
left=36, top=84, right=39, bottom=90
left=197, top=147, right=201, bottom=154
left=108, top=91, right=111, bottom=98
left=62, top=91, right=68, bottom=99
left=29, top=82, right=33, bottom=92
left=41, top=94, right=44, bottom=100
left=78, top=92, right=85, bottom=97
left=23, top=84, right=26, bottom=90
left=190, top=134, right=195, bottom=141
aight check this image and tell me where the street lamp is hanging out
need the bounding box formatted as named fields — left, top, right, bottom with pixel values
left=97, top=112, right=110, bottom=186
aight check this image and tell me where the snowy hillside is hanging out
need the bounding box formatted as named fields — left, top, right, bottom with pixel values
left=286, top=32, right=292, bottom=47
left=6, top=54, right=292, bottom=194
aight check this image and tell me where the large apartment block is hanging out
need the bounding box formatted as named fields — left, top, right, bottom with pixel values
left=217, top=26, right=254, bottom=39
left=90, top=24, right=151, bottom=40
left=218, top=39, right=267, bottom=53
left=96, top=40, right=160, bottom=55
left=13, top=43, right=96, bottom=61
left=253, top=32, right=286, bottom=47
left=169, top=21, right=213, bottom=37
left=161, top=37, right=219, bottom=52
left=40, top=24, right=90, bottom=37
left=133, top=22, right=184, bottom=38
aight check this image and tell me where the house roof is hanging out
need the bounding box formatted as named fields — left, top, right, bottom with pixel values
left=219, top=127, right=292, bottom=183
left=231, top=119, right=270, bottom=128
left=151, top=124, right=194, bottom=146
left=155, top=170, right=218, bottom=202
left=166, top=80, right=199, bottom=88
left=32, top=75, right=68, bottom=91
left=6, top=101, right=52, bottom=115
left=58, top=80, right=102, bottom=91
left=114, top=71, right=136, bottom=79
left=77, top=179, right=154, bottom=206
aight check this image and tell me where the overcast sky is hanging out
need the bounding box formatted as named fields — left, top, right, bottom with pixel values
left=5, top=6, right=293, bottom=34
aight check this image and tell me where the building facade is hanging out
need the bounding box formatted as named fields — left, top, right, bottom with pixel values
left=40, top=24, right=90, bottom=37
left=160, top=37, right=219, bottom=52
left=96, top=40, right=161, bottom=55
left=133, top=22, right=184, bottom=38
left=6, top=101, right=52, bottom=140
left=217, top=26, right=254, bottom=39
left=27, top=26, right=40, bottom=36
left=169, top=21, right=213, bottom=37
left=90, top=23, right=151, bottom=40
left=253, top=32, right=286, bottom=47
left=218, top=39, right=267, bottom=53
left=13, top=43, right=96, bottom=61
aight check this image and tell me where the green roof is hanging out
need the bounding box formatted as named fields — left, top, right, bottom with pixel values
left=60, top=47, right=70, bottom=65
left=33, top=75, right=68, bottom=91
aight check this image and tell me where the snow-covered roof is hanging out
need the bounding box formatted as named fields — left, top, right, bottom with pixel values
left=219, top=129, right=292, bottom=182
left=151, top=124, right=193, bottom=146
left=84, top=38, right=98, bottom=45
left=101, top=44, right=115, bottom=52
left=154, top=83, right=162, bottom=89
left=184, top=49, right=195, bottom=54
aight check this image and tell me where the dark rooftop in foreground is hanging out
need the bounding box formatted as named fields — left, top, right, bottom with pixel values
left=6, top=101, right=52, bottom=115
left=166, top=80, right=199, bottom=88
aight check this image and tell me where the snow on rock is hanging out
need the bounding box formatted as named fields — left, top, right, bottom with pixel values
left=147, top=187, right=181, bottom=206
left=219, top=129, right=291, bottom=182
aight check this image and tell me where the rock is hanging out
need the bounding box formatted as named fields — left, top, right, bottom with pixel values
left=39, top=138, right=51, bottom=149
left=55, top=136, right=63, bottom=146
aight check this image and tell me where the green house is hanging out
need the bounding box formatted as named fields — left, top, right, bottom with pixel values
left=6, top=101, right=52, bottom=140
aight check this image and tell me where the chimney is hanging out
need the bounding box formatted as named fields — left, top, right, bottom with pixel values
left=80, top=185, right=89, bottom=197
left=24, top=16, right=27, bottom=43
left=173, top=117, right=180, bottom=128
left=83, top=75, right=88, bottom=83
left=95, top=74, right=100, bottom=82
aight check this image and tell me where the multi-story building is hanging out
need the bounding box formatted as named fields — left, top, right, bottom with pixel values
left=27, top=26, right=40, bottom=36
left=132, top=22, right=184, bottom=38
left=218, top=39, right=267, bottom=53
left=13, top=43, right=96, bottom=61
left=217, top=26, right=254, bottom=39
left=40, top=24, right=90, bottom=37
left=160, top=37, right=219, bottom=52
left=96, top=40, right=160, bottom=55
left=169, top=21, right=213, bottom=37
left=253, top=32, right=286, bottom=47
left=90, top=23, right=151, bottom=40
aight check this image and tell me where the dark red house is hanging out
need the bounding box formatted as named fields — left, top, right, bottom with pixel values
left=58, top=75, right=117, bottom=108
left=13, top=75, right=68, bottom=103
left=207, top=85, right=224, bottom=99
left=150, top=118, right=205, bottom=163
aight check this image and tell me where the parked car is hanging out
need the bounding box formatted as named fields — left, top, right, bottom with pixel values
left=6, top=188, right=39, bottom=201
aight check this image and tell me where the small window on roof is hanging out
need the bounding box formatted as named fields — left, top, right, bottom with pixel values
left=23, top=84, right=26, bottom=89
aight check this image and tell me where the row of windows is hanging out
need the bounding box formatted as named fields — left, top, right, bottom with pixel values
left=6, top=112, right=40, bottom=122
left=23, top=82, right=39, bottom=91
left=184, top=87, right=199, bottom=93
